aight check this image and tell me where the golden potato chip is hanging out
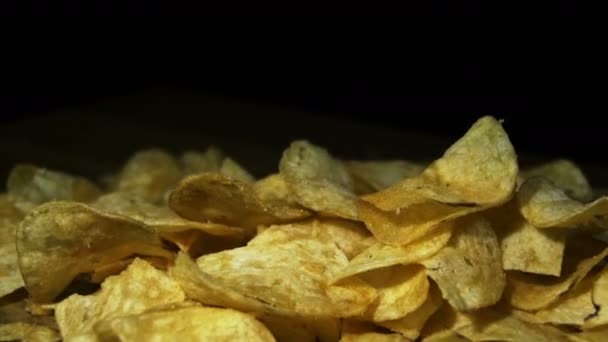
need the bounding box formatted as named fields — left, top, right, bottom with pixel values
left=518, top=177, right=608, bottom=229
left=220, top=157, right=256, bottom=184
left=506, top=236, right=608, bottom=311
left=360, top=116, right=518, bottom=246
left=330, top=221, right=453, bottom=284
left=361, top=265, right=429, bottom=321
left=279, top=140, right=359, bottom=220
left=88, top=256, right=169, bottom=283
left=16, top=201, right=172, bottom=303
left=341, top=320, right=412, bottom=342
left=7, top=164, right=101, bottom=209
left=258, top=314, right=340, bottom=342
left=576, top=326, right=608, bottom=342
left=0, top=195, right=24, bottom=244
left=89, top=302, right=275, bottom=342
left=378, top=284, right=443, bottom=340
left=253, top=174, right=297, bottom=205
left=421, top=331, right=469, bottom=342
left=584, top=267, right=608, bottom=328
left=115, top=149, right=181, bottom=203
left=54, top=259, right=185, bottom=339
left=180, top=146, right=225, bottom=175
left=0, top=322, right=60, bottom=342
left=169, top=173, right=310, bottom=229
left=345, top=160, right=425, bottom=194
left=195, top=227, right=376, bottom=317
left=0, top=243, right=24, bottom=298
left=420, top=216, right=505, bottom=311
left=522, top=159, right=592, bottom=202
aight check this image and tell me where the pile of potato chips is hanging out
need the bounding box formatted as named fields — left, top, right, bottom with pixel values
left=2, top=115, right=608, bottom=341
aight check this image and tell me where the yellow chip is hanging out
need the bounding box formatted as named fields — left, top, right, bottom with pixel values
left=169, top=173, right=310, bottom=229
left=330, top=222, right=453, bottom=284
left=54, top=259, right=185, bottom=339
left=88, top=302, right=275, bottom=342
left=360, top=116, right=518, bottom=246
left=220, top=157, right=256, bottom=184
left=575, top=326, right=608, bottom=342
left=253, top=174, right=297, bottom=206
left=6, top=164, right=101, bottom=210
left=378, top=284, right=443, bottom=340
left=0, top=243, right=24, bottom=298
left=360, top=265, right=429, bottom=322
left=279, top=140, right=359, bottom=220
left=518, top=177, right=608, bottom=229
left=258, top=314, right=340, bottom=342
left=584, top=267, right=608, bottom=328
left=521, top=159, right=592, bottom=202
left=506, top=236, right=608, bottom=311
left=345, top=160, right=425, bottom=194
left=421, top=331, right=469, bottom=342
left=0, top=322, right=60, bottom=342
left=341, top=320, right=412, bottom=342
left=115, top=149, right=181, bottom=203
left=180, top=146, right=225, bottom=175
left=420, top=216, right=505, bottom=311
left=16, top=201, right=172, bottom=303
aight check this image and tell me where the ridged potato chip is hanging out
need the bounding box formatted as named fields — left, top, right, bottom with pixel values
left=345, top=160, right=425, bottom=194
left=0, top=322, right=60, bottom=342
left=518, top=177, right=608, bottom=229
left=115, top=149, right=181, bottom=203
left=279, top=140, right=359, bottom=220
left=420, top=216, right=505, bottom=311
left=16, top=201, right=172, bottom=303
left=521, top=159, right=592, bottom=202
left=169, top=173, right=310, bottom=229
left=54, top=259, right=185, bottom=339
left=89, top=302, right=275, bottom=342
left=360, top=116, right=518, bottom=246
left=340, top=320, right=412, bottom=342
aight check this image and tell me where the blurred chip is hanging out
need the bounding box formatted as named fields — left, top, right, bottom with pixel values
left=253, top=174, right=296, bottom=205
left=340, top=320, right=412, bottom=342
left=115, top=149, right=181, bottom=203
left=506, top=236, right=608, bottom=311
left=360, top=116, right=518, bottom=246
left=575, top=326, right=608, bottom=342
left=0, top=322, right=60, bottom=342
left=420, top=331, right=469, bottom=342
left=180, top=146, right=225, bottom=175
left=88, top=302, right=275, bottom=342
left=420, top=216, right=505, bottom=311
left=330, top=221, right=453, bottom=284
left=258, top=314, right=340, bottom=342
left=220, top=157, right=256, bottom=184
left=16, top=201, right=172, bottom=303
left=521, top=159, right=592, bottom=202
left=7, top=164, right=101, bottom=211
left=169, top=173, right=310, bottom=229
left=345, top=160, right=425, bottom=194
left=0, top=243, right=24, bottom=298
left=54, top=259, right=185, bottom=339
left=518, top=177, right=608, bottom=229
left=279, top=140, right=359, bottom=220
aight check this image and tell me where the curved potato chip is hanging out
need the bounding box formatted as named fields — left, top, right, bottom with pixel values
left=506, top=236, right=608, bottom=311
left=55, top=259, right=185, bottom=339
left=279, top=140, right=359, bottom=220
left=115, top=149, right=181, bottom=203
left=220, top=157, right=256, bottom=184
left=522, top=159, right=592, bottom=202
left=195, top=228, right=376, bottom=317
left=258, top=314, right=340, bottom=342
left=169, top=173, right=310, bottom=229
left=341, top=320, right=412, bottom=342
left=345, top=160, right=425, bottom=194
left=16, top=201, right=172, bottom=303
left=0, top=243, right=24, bottom=298
left=518, top=177, right=608, bottom=229
left=90, top=303, right=275, bottom=342
left=420, top=216, right=505, bottom=311
left=361, top=116, right=518, bottom=246
left=7, top=164, right=101, bottom=208
left=330, top=221, right=453, bottom=284
left=584, top=268, right=608, bottom=328
left=378, top=284, right=443, bottom=340
left=421, top=331, right=469, bottom=342
left=0, top=322, right=60, bottom=342
left=180, top=147, right=225, bottom=175
left=253, top=174, right=295, bottom=205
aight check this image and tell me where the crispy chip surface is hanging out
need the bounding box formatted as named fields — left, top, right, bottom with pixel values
left=340, top=320, right=412, bottom=342
left=0, top=322, right=60, bottom=342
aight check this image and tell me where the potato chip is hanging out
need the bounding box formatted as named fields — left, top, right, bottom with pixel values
left=180, top=146, right=225, bottom=175
left=6, top=164, right=101, bottom=210
left=341, top=320, right=412, bottom=342
left=88, top=256, right=169, bottom=283
left=54, top=258, right=185, bottom=339
left=378, top=284, right=443, bottom=340
left=506, top=236, right=608, bottom=311
left=421, top=331, right=469, bottom=342
left=360, top=265, right=429, bottom=321
left=279, top=140, right=359, bottom=220
left=16, top=201, right=172, bottom=303
left=0, top=243, right=24, bottom=298
left=169, top=173, right=310, bottom=229
left=89, top=302, right=275, bottom=342
left=220, top=157, right=256, bottom=184
left=522, top=159, right=592, bottom=202
left=584, top=267, right=608, bottom=328
left=253, top=174, right=297, bottom=205
left=195, top=227, right=376, bottom=317
left=518, top=177, right=608, bottom=229
left=0, top=195, right=24, bottom=243
left=0, top=322, right=60, bottom=342
left=360, top=116, right=518, bottom=246
left=330, top=221, right=453, bottom=283
left=576, top=326, right=608, bottom=342
left=115, top=149, right=181, bottom=203
left=345, top=160, right=425, bottom=194
left=420, top=216, right=505, bottom=311
left=258, top=314, right=340, bottom=342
